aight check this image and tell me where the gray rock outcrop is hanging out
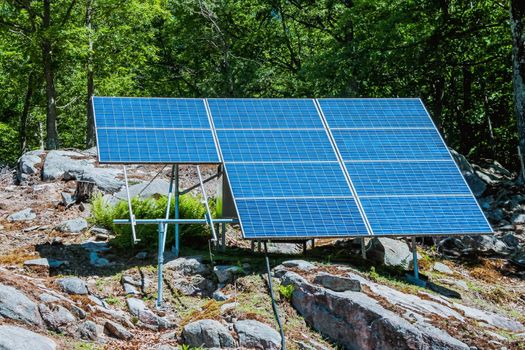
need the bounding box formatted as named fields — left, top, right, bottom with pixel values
left=0, top=283, right=43, bottom=327
left=234, top=319, right=282, bottom=350
left=182, top=319, right=236, bottom=348
left=56, top=218, right=88, bottom=233
left=366, top=238, right=413, bottom=270
left=56, top=277, right=88, bottom=295
left=0, top=325, right=56, bottom=350
left=7, top=208, right=36, bottom=222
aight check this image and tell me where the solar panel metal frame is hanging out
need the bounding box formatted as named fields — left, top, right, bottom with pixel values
left=316, top=98, right=493, bottom=237
left=92, top=96, right=221, bottom=165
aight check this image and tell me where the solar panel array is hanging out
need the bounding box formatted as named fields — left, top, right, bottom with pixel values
left=93, top=97, right=493, bottom=239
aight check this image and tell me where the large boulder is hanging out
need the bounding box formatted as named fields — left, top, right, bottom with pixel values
left=281, top=272, right=469, bottom=350
left=0, top=325, right=56, bottom=350
left=313, top=272, right=361, bottom=292
left=0, top=284, right=43, bottom=327
left=38, top=303, right=76, bottom=331
left=18, top=150, right=45, bottom=176
left=366, top=238, right=414, bottom=270
left=42, top=150, right=123, bottom=192
left=234, top=319, right=282, bottom=350
left=165, top=257, right=216, bottom=297
left=114, top=179, right=170, bottom=200
left=449, top=149, right=486, bottom=197
left=182, top=319, right=236, bottom=348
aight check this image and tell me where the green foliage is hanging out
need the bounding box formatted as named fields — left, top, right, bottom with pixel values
left=90, top=193, right=214, bottom=250
left=369, top=266, right=379, bottom=281
left=0, top=123, right=18, bottom=165
left=0, top=0, right=521, bottom=170
left=279, top=284, right=294, bottom=301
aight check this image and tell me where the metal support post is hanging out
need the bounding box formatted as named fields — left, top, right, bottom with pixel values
left=156, top=223, right=165, bottom=308
left=361, top=237, right=366, bottom=259
left=173, top=165, right=180, bottom=257
left=196, top=165, right=218, bottom=242
left=162, top=166, right=175, bottom=253
left=412, top=237, right=419, bottom=280
left=220, top=222, right=226, bottom=251
left=123, top=166, right=139, bottom=244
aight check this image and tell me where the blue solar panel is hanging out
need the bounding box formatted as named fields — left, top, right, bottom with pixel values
left=318, top=98, right=433, bottom=129
left=332, top=129, right=450, bottom=161
left=93, top=97, right=220, bottom=163
left=345, top=160, right=472, bottom=196
left=209, top=99, right=324, bottom=129
left=318, top=98, right=492, bottom=236
left=97, top=129, right=219, bottom=163
left=360, top=196, right=491, bottom=235
left=94, top=97, right=210, bottom=128
left=236, top=198, right=368, bottom=239
left=217, top=130, right=338, bottom=162
left=226, top=162, right=352, bottom=198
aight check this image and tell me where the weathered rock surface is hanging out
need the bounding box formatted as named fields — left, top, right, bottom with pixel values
left=0, top=283, right=43, bottom=327
left=281, top=271, right=469, bottom=350
left=281, top=260, right=316, bottom=271
left=450, top=149, right=487, bottom=197
left=213, top=265, right=243, bottom=284
left=182, top=319, right=236, bottom=348
left=126, top=298, right=168, bottom=329
left=42, top=150, right=122, bottom=192
left=17, top=150, right=45, bottom=176
left=165, top=256, right=216, bottom=297
left=114, top=179, right=170, bottom=200
left=0, top=325, right=56, bottom=350
left=432, top=262, right=453, bottom=275
left=366, top=237, right=413, bottom=270
left=313, top=272, right=361, bottom=292
left=76, top=320, right=100, bottom=341
left=38, top=303, right=76, bottom=331
left=7, top=208, right=36, bottom=222
left=104, top=320, right=133, bottom=340
left=56, top=218, right=88, bottom=233
left=56, top=277, right=88, bottom=295
left=234, top=319, right=282, bottom=350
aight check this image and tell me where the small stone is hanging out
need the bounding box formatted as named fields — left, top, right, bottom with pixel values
left=56, top=277, right=88, bottom=295
left=8, top=208, right=36, bottom=222
left=314, top=272, right=361, bottom=292
left=91, top=226, right=110, bottom=235
left=281, top=260, right=315, bottom=271
left=24, top=258, right=50, bottom=274
left=61, top=192, right=75, bottom=207
left=23, top=225, right=40, bottom=232
left=76, top=320, right=100, bottom=341
left=220, top=302, right=239, bottom=313
left=38, top=303, right=76, bottom=331
left=433, top=262, right=454, bottom=275
left=213, top=289, right=230, bottom=301
left=122, top=275, right=141, bottom=287
left=56, top=218, right=88, bottom=233
left=104, top=320, right=133, bottom=340
left=123, top=283, right=139, bottom=295
left=512, top=214, right=525, bottom=225
left=135, top=251, right=148, bottom=259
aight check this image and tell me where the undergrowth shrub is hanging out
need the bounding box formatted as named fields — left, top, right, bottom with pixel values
left=90, top=193, right=216, bottom=250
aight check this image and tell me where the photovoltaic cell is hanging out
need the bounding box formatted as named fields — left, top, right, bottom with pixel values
left=93, top=97, right=220, bottom=163
left=217, top=130, right=338, bottom=162
left=97, top=129, right=219, bottom=163
left=318, top=98, right=433, bottom=129
left=209, top=99, right=324, bottom=129
left=360, top=196, right=490, bottom=235
left=236, top=198, right=368, bottom=239
left=226, top=162, right=352, bottom=198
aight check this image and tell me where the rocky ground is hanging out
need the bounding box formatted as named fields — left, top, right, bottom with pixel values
left=0, top=148, right=524, bottom=349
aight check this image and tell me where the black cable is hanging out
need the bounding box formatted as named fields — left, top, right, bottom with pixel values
left=264, top=242, right=286, bottom=350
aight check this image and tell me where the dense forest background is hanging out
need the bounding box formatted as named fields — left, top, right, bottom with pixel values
left=0, top=0, right=524, bottom=171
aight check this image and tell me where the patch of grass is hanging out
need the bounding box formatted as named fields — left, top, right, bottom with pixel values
left=105, top=296, right=124, bottom=307
left=279, top=284, right=294, bottom=301
left=90, top=193, right=215, bottom=250
left=73, top=342, right=103, bottom=350
left=180, top=300, right=222, bottom=327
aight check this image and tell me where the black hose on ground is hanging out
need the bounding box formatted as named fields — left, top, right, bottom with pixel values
left=264, top=242, right=286, bottom=350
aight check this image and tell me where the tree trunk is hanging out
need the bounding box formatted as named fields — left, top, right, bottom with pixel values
left=42, top=0, right=59, bottom=150
left=511, top=0, right=525, bottom=177
left=85, top=0, right=96, bottom=148
left=19, top=72, right=35, bottom=154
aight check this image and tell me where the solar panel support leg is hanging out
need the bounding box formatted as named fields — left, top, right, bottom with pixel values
left=162, top=166, right=175, bottom=255
left=412, top=237, right=419, bottom=280
left=123, top=166, right=139, bottom=244
left=220, top=222, right=226, bottom=251
left=196, top=165, right=218, bottom=242
left=361, top=238, right=366, bottom=260
left=174, top=165, right=180, bottom=257
left=156, top=223, right=165, bottom=309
